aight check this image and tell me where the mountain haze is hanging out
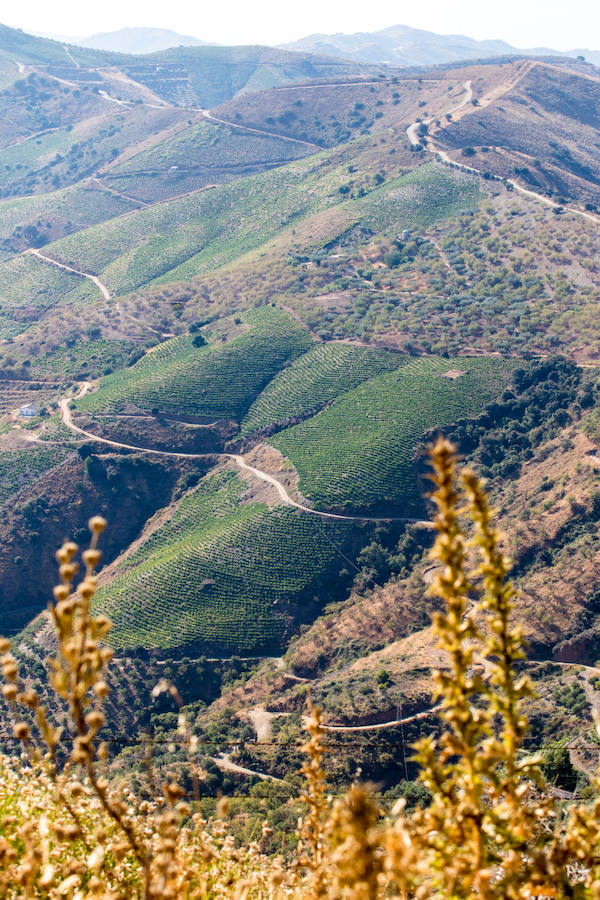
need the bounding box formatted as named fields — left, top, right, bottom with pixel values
left=283, top=23, right=600, bottom=67
left=78, top=27, right=208, bottom=54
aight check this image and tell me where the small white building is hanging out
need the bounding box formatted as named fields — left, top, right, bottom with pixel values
left=18, top=403, right=40, bottom=418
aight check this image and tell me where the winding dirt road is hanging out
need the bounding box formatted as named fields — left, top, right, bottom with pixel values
left=403, top=73, right=600, bottom=227
left=25, top=249, right=111, bottom=300
left=407, top=80, right=472, bottom=147
left=434, top=147, right=600, bottom=226
left=403, top=76, right=600, bottom=228
left=90, top=176, right=149, bottom=207
left=317, top=704, right=440, bottom=733
left=58, top=386, right=432, bottom=526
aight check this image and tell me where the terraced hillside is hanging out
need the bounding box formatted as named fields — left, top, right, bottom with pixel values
left=0, top=23, right=599, bottom=802
left=0, top=443, right=73, bottom=507
left=0, top=451, right=200, bottom=632
left=211, top=76, right=454, bottom=148
left=270, top=356, right=517, bottom=514
left=0, top=24, right=388, bottom=108
left=0, top=104, right=187, bottom=199
left=93, top=469, right=357, bottom=654
left=241, top=343, right=405, bottom=435
left=0, top=183, right=141, bottom=262
left=0, top=253, right=99, bottom=336
left=76, top=307, right=312, bottom=420
left=102, top=119, right=314, bottom=204
left=114, top=45, right=385, bottom=108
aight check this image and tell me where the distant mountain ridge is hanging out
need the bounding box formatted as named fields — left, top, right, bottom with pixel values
left=0, top=22, right=386, bottom=108
left=78, top=27, right=208, bottom=55
left=282, top=23, right=600, bottom=68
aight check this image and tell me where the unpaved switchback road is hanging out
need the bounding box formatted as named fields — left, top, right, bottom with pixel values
left=406, top=80, right=472, bottom=146
left=59, top=388, right=432, bottom=527
left=404, top=75, right=600, bottom=227
left=317, top=704, right=441, bottom=733
left=25, top=249, right=111, bottom=300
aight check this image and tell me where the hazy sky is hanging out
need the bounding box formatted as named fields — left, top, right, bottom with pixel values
left=4, top=0, right=599, bottom=51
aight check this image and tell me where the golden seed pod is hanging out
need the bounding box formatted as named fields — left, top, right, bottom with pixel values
left=2, top=684, right=17, bottom=701
left=78, top=580, right=96, bottom=601
left=68, top=782, right=85, bottom=797
left=13, top=722, right=29, bottom=740
left=0, top=637, right=10, bottom=654
left=89, top=516, right=107, bottom=534
left=53, top=585, right=70, bottom=602
left=94, top=681, right=109, bottom=699
left=85, top=710, right=105, bottom=731
left=19, top=689, right=39, bottom=709
left=164, top=782, right=186, bottom=803
left=70, top=748, right=87, bottom=764
left=55, top=598, right=77, bottom=619
left=82, top=548, right=102, bottom=568
left=2, top=662, right=18, bottom=682
left=56, top=542, right=78, bottom=565
left=59, top=562, right=79, bottom=582
left=95, top=615, right=112, bottom=635
left=112, top=842, right=130, bottom=862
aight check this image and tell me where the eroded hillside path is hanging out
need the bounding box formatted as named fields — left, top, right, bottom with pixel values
left=406, top=80, right=472, bottom=145
left=59, top=384, right=432, bottom=526
left=25, top=248, right=111, bottom=300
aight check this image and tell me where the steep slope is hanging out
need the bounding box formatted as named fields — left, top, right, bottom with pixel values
left=0, top=450, right=201, bottom=631
left=433, top=61, right=600, bottom=204
left=75, top=307, right=312, bottom=423
left=269, top=355, right=516, bottom=514
left=0, top=23, right=118, bottom=66
left=0, top=44, right=598, bottom=798
left=92, top=469, right=360, bottom=655
left=0, top=23, right=392, bottom=110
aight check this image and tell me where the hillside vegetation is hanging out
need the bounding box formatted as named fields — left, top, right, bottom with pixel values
left=93, top=469, right=358, bottom=654
left=270, top=356, right=516, bottom=513
left=2, top=448, right=600, bottom=898
left=76, top=306, right=312, bottom=421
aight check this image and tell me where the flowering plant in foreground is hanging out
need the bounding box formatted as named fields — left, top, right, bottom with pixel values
left=0, top=439, right=599, bottom=897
